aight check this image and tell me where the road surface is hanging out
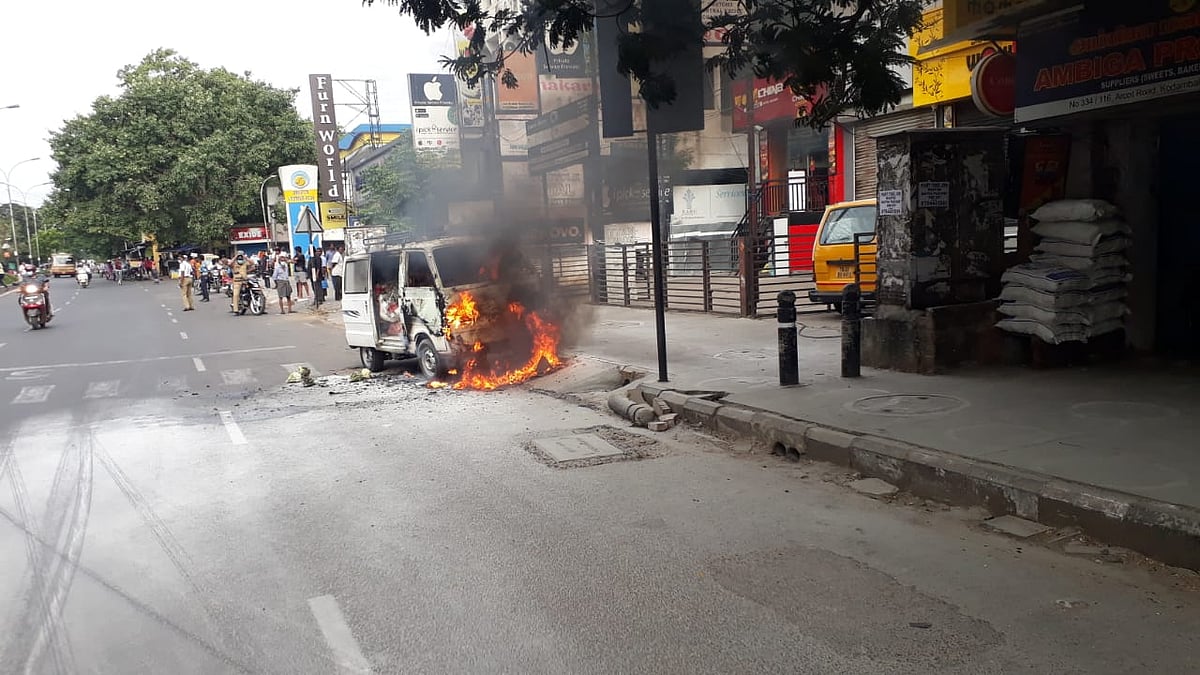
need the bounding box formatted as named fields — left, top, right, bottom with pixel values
left=0, top=278, right=1197, bottom=674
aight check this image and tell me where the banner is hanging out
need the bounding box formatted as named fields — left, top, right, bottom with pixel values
left=278, top=164, right=321, bottom=252
left=319, top=201, right=349, bottom=230
left=732, top=78, right=823, bottom=131
left=308, top=74, right=345, bottom=201
left=453, top=31, right=486, bottom=128
left=496, top=51, right=540, bottom=115
left=408, top=73, right=462, bottom=164
left=537, top=31, right=592, bottom=78
left=911, top=8, right=1016, bottom=107
left=1015, top=5, right=1200, bottom=123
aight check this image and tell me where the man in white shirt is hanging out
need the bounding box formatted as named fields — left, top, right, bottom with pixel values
left=329, top=244, right=344, bottom=301
left=177, top=253, right=195, bottom=311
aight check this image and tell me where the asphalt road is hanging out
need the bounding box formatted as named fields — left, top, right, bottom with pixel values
left=1, top=278, right=1198, bottom=674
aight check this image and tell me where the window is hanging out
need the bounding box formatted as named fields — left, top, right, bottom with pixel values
left=820, top=205, right=877, bottom=245
left=343, top=259, right=369, bottom=294
left=406, top=251, right=435, bottom=287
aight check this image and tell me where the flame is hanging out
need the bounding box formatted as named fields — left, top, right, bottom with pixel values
left=427, top=381, right=450, bottom=389
left=443, top=291, right=479, bottom=339
left=442, top=292, right=563, bottom=391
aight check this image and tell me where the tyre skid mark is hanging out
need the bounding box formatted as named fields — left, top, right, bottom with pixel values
left=0, top=437, right=76, bottom=675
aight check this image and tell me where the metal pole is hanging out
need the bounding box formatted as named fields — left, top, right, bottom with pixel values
left=21, top=206, right=31, bottom=262
left=841, top=283, right=862, bottom=378
left=646, top=122, right=669, bottom=382
left=777, top=290, right=799, bottom=386
left=31, top=207, right=39, bottom=262
left=4, top=182, right=14, bottom=256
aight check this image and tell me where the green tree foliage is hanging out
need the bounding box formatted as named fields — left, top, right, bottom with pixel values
left=42, top=49, right=315, bottom=250
left=355, top=131, right=451, bottom=233
left=363, top=0, right=924, bottom=128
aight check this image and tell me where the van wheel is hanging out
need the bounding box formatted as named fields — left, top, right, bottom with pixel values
left=416, top=338, right=443, bottom=380
left=360, top=347, right=385, bottom=372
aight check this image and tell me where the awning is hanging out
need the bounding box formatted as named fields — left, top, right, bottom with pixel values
left=916, top=0, right=1082, bottom=54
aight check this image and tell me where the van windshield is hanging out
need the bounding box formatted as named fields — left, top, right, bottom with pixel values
left=433, top=243, right=535, bottom=287
left=53, top=255, right=75, bottom=265
left=819, top=206, right=877, bottom=245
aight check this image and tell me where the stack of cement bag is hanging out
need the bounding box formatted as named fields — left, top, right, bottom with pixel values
left=996, top=199, right=1131, bottom=344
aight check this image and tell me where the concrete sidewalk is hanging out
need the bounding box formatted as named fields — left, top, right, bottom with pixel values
left=569, top=305, right=1200, bottom=569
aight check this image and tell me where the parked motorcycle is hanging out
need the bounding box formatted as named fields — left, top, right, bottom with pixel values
left=230, top=276, right=266, bottom=315
left=18, top=279, right=52, bottom=329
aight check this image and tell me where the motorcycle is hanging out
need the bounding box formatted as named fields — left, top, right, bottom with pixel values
left=18, top=279, right=52, bottom=329
left=76, top=270, right=90, bottom=288
left=230, top=276, right=266, bottom=315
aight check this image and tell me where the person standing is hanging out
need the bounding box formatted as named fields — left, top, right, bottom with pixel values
left=310, top=248, right=326, bottom=307
left=329, top=244, right=344, bottom=302
left=199, top=255, right=212, bottom=302
left=292, top=247, right=309, bottom=300
left=273, top=249, right=294, bottom=314
left=177, top=253, right=195, bottom=311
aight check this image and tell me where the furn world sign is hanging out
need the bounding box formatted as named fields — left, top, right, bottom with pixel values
left=308, top=74, right=345, bottom=201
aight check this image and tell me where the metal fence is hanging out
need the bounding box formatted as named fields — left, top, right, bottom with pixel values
left=534, top=232, right=842, bottom=319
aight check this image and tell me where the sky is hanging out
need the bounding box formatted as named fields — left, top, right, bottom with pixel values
left=0, top=0, right=458, bottom=207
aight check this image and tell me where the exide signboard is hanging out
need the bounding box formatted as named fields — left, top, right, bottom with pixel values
left=230, top=226, right=269, bottom=243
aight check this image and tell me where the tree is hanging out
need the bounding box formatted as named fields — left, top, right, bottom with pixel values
left=363, top=0, right=924, bottom=128
left=355, top=131, right=451, bottom=234
left=42, top=49, right=315, bottom=249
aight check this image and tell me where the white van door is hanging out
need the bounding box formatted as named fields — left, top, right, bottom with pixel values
left=403, top=250, right=443, bottom=335
left=341, top=256, right=375, bottom=348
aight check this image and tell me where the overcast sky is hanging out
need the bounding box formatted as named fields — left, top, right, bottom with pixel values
left=0, top=0, right=456, bottom=207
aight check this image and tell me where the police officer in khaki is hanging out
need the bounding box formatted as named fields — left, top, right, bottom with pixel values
left=177, top=253, right=195, bottom=311
left=231, top=252, right=251, bottom=313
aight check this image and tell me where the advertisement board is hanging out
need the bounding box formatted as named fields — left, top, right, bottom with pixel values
left=278, top=164, right=321, bottom=252
left=1015, top=5, right=1200, bottom=122
left=911, top=8, right=1016, bottom=107
left=408, top=74, right=462, bottom=163
left=495, top=52, right=540, bottom=115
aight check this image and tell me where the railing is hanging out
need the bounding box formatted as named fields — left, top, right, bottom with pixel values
left=753, top=175, right=831, bottom=218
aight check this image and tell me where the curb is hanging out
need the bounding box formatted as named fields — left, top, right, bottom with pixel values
left=636, top=381, right=1200, bottom=571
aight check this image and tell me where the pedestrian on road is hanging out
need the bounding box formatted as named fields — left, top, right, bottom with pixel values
left=273, top=248, right=294, bottom=314
left=199, top=255, right=212, bottom=302
left=310, top=248, right=326, bottom=307
left=292, top=247, right=309, bottom=300
left=177, top=253, right=195, bottom=311
left=329, top=244, right=344, bottom=302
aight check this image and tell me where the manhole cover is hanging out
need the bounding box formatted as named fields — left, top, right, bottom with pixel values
left=532, top=433, right=626, bottom=463
left=600, top=320, right=643, bottom=329
left=713, top=349, right=772, bottom=361
left=1070, top=401, right=1179, bottom=422
left=848, top=394, right=968, bottom=416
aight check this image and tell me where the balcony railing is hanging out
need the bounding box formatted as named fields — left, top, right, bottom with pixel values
left=751, top=174, right=831, bottom=218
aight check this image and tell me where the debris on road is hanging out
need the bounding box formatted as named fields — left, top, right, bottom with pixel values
left=982, top=515, right=1051, bottom=539
left=849, top=477, right=899, bottom=497
left=286, top=366, right=316, bottom=387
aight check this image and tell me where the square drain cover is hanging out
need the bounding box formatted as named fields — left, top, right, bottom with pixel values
left=533, top=433, right=625, bottom=463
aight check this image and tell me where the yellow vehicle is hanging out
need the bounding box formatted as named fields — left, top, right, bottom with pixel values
left=50, top=253, right=77, bottom=278
left=808, top=199, right=877, bottom=311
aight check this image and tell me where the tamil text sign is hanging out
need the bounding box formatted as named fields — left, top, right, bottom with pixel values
left=1015, top=6, right=1200, bottom=122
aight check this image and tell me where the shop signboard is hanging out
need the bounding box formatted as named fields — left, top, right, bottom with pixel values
left=230, top=225, right=270, bottom=243
left=1015, top=5, right=1200, bottom=123
left=911, top=8, right=1016, bottom=107
left=278, top=164, right=321, bottom=251
left=943, top=0, right=1032, bottom=34
left=731, top=78, right=822, bottom=131
left=671, top=184, right=746, bottom=226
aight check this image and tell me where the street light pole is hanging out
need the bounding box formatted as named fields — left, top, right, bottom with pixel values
left=1, top=158, right=41, bottom=261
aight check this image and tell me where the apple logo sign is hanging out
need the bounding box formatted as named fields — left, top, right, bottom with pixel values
left=423, top=78, right=444, bottom=102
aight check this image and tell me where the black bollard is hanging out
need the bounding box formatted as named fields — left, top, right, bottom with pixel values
left=777, top=290, right=799, bottom=386
left=841, top=284, right=861, bottom=378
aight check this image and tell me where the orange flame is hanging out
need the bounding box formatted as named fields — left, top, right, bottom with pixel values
left=441, top=294, right=563, bottom=391
left=443, top=291, right=480, bottom=339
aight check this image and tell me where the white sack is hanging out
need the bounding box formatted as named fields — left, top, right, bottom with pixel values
left=1031, top=219, right=1131, bottom=245
left=1031, top=199, right=1121, bottom=223
left=1001, top=264, right=1090, bottom=293
left=998, top=302, right=1090, bottom=326
left=996, top=318, right=1089, bottom=344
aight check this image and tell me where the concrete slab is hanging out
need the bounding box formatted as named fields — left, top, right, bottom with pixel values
left=533, top=433, right=626, bottom=463
left=982, top=515, right=1051, bottom=539
left=849, top=478, right=900, bottom=497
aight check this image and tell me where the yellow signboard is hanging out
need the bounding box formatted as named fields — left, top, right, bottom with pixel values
left=943, top=0, right=1031, bottom=33
left=283, top=189, right=318, bottom=204
left=911, top=8, right=1015, bottom=107
left=319, top=202, right=348, bottom=230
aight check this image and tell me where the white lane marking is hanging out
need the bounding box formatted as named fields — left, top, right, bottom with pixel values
left=0, top=343, right=6, bottom=349
left=167, top=311, right=174, bottom=317
left=192, top=357, right=206, bottom=372
left=179, top=332, right=188, bottom=340
left=308, top=595, right=372, bottom=674
left=12, top=385, right=54, bottom=404
left=159, top=376, right=187, bottom=393
left=83, top=380, right=121, bottom=399
left=0, top=346, right=297, bottom=373
left=219, top=411, right=247, bottom=445
left=281, top=363, right=321, bottom=377
left=161, top=304, right=166, bottom=308
left=220, top=369, right=255, bottom=386
left=171, top=318, right=178, bottom=324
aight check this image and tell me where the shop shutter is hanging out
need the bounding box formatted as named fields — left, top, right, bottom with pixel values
left=852, top=108, right=936, bottom=200
left=952, top=101, right=1006, bottom=128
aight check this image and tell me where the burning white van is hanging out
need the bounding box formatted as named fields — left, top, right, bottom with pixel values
left=341, top=233, right=559, bottom=386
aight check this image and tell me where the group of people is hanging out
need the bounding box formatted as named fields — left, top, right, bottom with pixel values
left=172, top=243, right=345, bottom=314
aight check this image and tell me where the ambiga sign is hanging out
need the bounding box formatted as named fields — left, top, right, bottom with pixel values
left=308, top=74, right=345, bottom=200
